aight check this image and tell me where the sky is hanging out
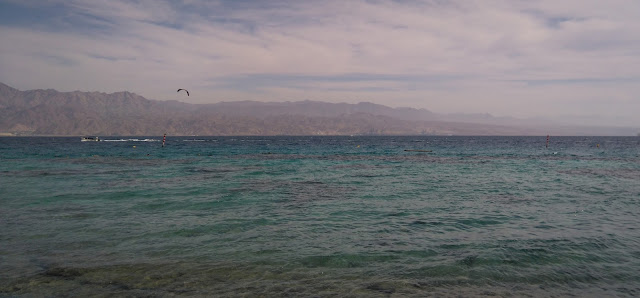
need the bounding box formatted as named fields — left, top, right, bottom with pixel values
left=1, top=0, right=639, bottom=126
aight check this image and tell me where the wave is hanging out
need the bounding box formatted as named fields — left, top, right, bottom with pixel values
left=101, top=139, right=159, bottom=142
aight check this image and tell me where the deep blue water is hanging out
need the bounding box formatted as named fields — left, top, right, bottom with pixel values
left=1, top=136, right=639, bottom=297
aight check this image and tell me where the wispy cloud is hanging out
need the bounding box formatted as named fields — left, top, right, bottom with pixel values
left=1, top=0, right=639, bottom=125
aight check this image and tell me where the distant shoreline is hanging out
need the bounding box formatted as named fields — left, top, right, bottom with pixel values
left=1, top=134, right=639, bottom=137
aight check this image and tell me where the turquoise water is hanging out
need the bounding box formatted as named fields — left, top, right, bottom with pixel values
left=1, top=136, right=639, bottom=297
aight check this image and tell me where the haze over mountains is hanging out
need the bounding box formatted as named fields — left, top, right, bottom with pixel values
left=0, top=82, right=637, bottom=136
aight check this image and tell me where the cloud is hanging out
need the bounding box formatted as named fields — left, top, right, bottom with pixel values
left=0, top=0, right=639, bottom=126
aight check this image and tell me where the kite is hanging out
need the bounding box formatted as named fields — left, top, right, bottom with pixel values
left=177, top=89, right=189, bottom=96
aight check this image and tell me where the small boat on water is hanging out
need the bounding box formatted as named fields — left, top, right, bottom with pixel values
left=81, top=137, right=100, bottom=142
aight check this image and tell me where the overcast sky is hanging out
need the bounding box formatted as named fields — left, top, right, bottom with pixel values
left=1, top=0, right=639, bottom=126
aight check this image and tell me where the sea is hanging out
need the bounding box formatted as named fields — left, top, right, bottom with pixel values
left=1, top=136, right=639, bottom=297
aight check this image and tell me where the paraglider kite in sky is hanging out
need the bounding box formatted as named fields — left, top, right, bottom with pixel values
left=177, top=88, right=189, bottom=96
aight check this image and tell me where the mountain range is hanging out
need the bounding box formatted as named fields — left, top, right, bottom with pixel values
left=0, top=82, right=637, bottom=136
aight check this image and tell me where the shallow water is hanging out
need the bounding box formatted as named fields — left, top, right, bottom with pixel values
left=1, top=136, right=639, bottom=297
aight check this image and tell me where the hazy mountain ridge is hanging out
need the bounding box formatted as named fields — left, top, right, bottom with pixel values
left=191, top=100, right=436, bottom=121
left=0, top=83, right=636, bottom=136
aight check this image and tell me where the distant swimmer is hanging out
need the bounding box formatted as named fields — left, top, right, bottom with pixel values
left=177, top=88, right=189, bottom=96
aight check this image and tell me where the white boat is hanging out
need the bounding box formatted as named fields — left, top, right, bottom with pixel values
left=81, top=137, right=100, bottom=141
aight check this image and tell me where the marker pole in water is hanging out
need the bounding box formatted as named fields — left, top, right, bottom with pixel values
left=546, top=135, right=549, bottom=148
left=162, top=133, right=166, bottom=147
